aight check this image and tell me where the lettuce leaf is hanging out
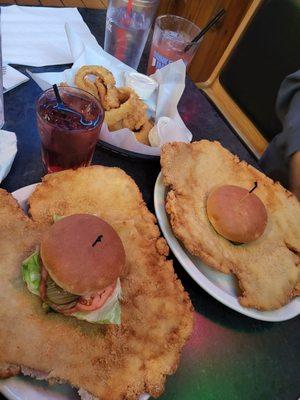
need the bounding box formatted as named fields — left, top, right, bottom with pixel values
left=71, top=279, right=122, bottom=325
left=22, top=250, right=41, bottom=296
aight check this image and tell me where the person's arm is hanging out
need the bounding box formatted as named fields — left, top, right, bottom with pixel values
left=277, top=75, right=300, bottom=199
left=259, top=71, right=300, bottom=197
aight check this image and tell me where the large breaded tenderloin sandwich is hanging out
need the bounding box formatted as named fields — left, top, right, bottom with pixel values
left=22, top=214, right=125, bottom=324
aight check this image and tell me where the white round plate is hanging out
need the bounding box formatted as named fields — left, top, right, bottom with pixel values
left=0, top=184, right=150, bottom=400
left=154, top=173, right=300, bottom=322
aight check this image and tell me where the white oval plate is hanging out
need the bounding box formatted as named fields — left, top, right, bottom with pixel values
left=154, top=173, right=300, bottom=322
left=0, top=184, right=150, bottom=400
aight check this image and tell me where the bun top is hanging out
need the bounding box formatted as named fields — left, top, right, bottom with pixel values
left=40, top=214, right=125, bottom=295
left=206, top=185, right=268, bottom=244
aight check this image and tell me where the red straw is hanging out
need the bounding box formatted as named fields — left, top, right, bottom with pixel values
left=115, top=0, right=133, bottom=60
left=126, top=0, right=133, bottom=19
left=115, top=0, right=134, bottom=60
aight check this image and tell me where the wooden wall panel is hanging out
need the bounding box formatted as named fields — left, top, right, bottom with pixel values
left=157, top=0, right=253, bottom=82
left=62, top=0, right=85, bottom=6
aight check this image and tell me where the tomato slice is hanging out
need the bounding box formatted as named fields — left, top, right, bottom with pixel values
left=39, top=263, right=117, bottom=316
left=76, top=282, right=117, bottom=312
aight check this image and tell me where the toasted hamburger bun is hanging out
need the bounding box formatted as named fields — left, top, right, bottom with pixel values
left=40, top=214, right=125, bottom=296
left=206, top=185, right=268, bottom=243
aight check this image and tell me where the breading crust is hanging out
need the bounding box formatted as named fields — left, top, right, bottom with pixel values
left=0, top=167, right=194, bottom=400
left=161, top=141, right=300, bottom=310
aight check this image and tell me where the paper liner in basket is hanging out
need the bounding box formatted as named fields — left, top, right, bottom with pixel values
left=28, top=24, right=192, bottom=156
left=0, top=130, right=17, bottom=183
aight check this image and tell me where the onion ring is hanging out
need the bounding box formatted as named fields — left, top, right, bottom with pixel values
left=105, top=87, right=148, bottom=131
left=74, top=65, right=153, bottom=146
left=134, top=120, right=153, bottom=146
left=75, top=65, right=120, bottom=110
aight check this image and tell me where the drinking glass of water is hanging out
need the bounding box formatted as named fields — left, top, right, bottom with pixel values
left=104, top=0, right=159, bottom=70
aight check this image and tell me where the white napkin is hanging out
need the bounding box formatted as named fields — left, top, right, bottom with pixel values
left=1, top=5, right=99, bottom=67
left=3, top=65, right=29, bottom=93
left=29, top=26, right=192, bottom=156
left=0, top=130, right=17, bottom=183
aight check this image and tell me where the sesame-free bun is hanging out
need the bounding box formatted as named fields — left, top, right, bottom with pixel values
left=40, top=214, right=125, bottom=296
left=206, top=185, right=268, bottom=243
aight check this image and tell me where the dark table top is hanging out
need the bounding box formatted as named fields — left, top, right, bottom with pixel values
left=1, top=7, right=299, bottom=400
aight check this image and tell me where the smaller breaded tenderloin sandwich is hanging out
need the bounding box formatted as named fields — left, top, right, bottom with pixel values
left=22, top=214, right=125, bottom=324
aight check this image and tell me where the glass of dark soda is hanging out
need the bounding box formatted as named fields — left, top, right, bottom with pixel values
left=36, top=86, right=104, bottom=173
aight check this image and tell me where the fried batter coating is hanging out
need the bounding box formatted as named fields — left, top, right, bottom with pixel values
left=75, top=65, right=153, bottom=146
left=161, top=141, right=300, bottom=310
left=134, top=120, right=153, bottom=146
left=75, top=65, right=120, bottom=110
left=105, top=87, right=148, bottom=132
left=0, top=167, right=193, bottom=400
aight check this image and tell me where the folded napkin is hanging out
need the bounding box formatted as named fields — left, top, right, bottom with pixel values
left=1, top=5, right=99, bottom=67
left=0, top=130, right=17, bottom=183
left=29, top=26, right=192, bottom=156
left=3, top=65, right=29, bottom=93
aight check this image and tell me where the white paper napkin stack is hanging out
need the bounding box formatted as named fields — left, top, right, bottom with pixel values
left=3, top=65, right=29, bottom=93
left=1, top=5, right=99, bottom=67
